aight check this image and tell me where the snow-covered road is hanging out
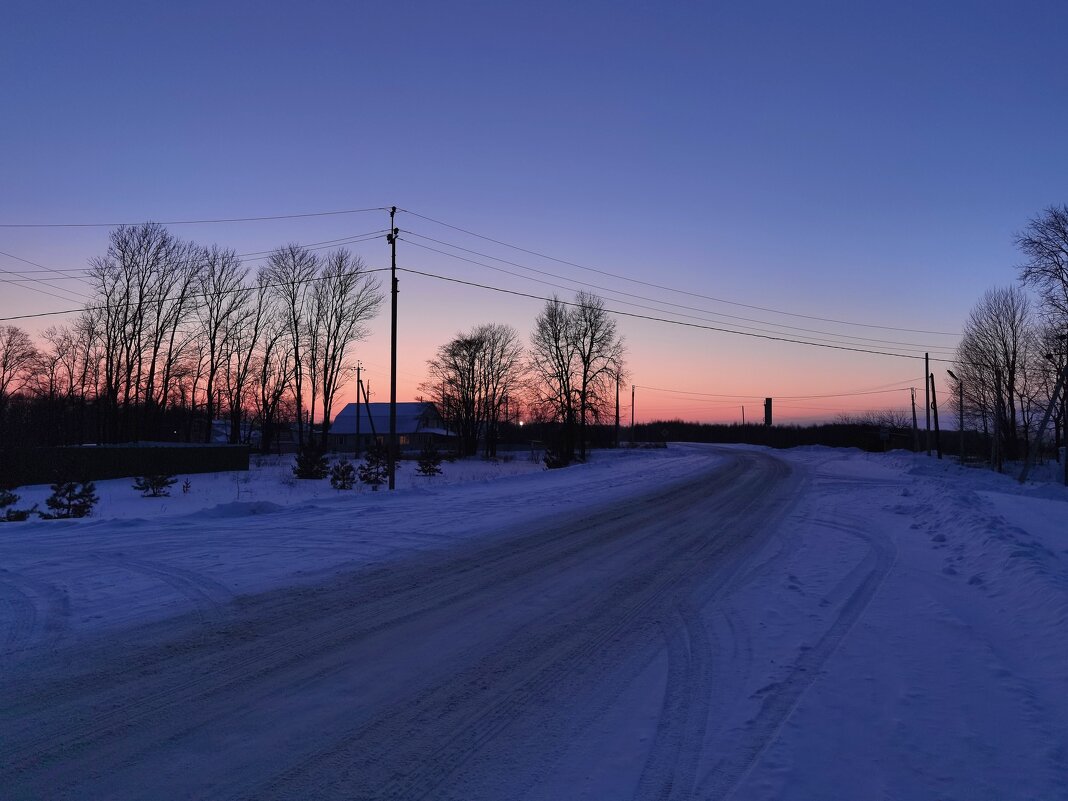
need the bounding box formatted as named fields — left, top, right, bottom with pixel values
left=1, top=444, right=1066, bottom=800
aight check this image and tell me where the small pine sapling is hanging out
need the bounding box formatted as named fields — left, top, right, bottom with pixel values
left=293, top=445, right=329, bottom=479
left=330, top=458, right=356, bottom=490
left=133, top=474, right=178, bottom=497
left=182, top=479, right=191, bottom=494
left=416, top=440, right=443, bottom=477
left=44, top=480, right=98, bottom=519
left=0, top=488, right=35, bottom=522
left=358, top=442, right=388, bottom=491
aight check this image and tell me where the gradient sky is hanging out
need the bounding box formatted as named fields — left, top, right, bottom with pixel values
left=2, top=1, right=1067, bottom=424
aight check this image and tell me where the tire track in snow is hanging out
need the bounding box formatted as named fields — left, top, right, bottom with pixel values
left=632, top=603, right=715, bottom=801
left=90, top=553, right=233, bottom=624
left=694, top=511, right=897, bottom=800
left=627, top=475, right=813, bottom=801
left=0, top=569, right=70, bottom=659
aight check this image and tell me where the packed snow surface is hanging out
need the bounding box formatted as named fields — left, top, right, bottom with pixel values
left=1, top=444, right=1066, bottom=800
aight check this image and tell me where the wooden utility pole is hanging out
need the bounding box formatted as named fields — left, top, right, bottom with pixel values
left=614, top=374, right=620, bottom=448
left=387, top=206, right=398, bottom=490
left=630, top=384, right=635, bottom=443
left=930, top=373, right=942, bottom=459
left=911, top=387, right=919, bottom=452
left=362, top=380, right=377, bottom=439
left=925, top=353, right=931, bottom=456
left=742, top=406, right=746, bottom=426
left=355, top=361, right=362, bottom=459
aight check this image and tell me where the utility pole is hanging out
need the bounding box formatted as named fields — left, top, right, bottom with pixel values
left=630, top=384, right=635, bottom=443
left=925, top=353, right=931, bottom=456
left=387, top=206, right=398, bottom=490
left=742, top=406, right=746, bottom=426
left=930, top=373, right=942, bottom=459
left=355, top=361, right=362, bottom=459
left=614, top=373, right=620, bottom=448
left=911, top=387, right=919, bottom=452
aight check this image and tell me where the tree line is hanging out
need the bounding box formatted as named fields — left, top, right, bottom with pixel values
left=0, top=223, right=627, bottom=467
left=0, top=222, right=382, bottom=452
left=952, top=204, right=1068, bottom=462
left=420, top=290, right=626, bottom=466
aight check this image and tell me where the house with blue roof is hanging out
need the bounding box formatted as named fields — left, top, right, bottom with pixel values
left=328, top=401, right=451, bottom=453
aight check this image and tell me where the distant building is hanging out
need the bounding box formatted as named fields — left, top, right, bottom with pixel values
left=328, top=402, right=451, bottom=452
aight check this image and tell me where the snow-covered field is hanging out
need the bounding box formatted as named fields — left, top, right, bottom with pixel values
left=2, top=443, right=1066, bottom=799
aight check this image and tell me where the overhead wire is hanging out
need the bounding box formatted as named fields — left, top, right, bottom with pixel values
left=398, top=207, right=961, bottom=337
left=0, top=231, right=390, bottom=320
left=399, top=265, right=959, bottom=363
left=0, top=206, right=388, bottom=228
left=401, top=230, right=958, bottom=355
left=0, top=266, right=392, bottom=323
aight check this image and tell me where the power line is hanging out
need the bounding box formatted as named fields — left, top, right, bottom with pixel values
left=0, top=206, right=388, bottom=228
left=0, top=230, right=388, bottom=277
left=236, top=230, right=389, bottom=259
left=0, top=266, right=391, bottom=323
left=0, top=231, right=389, bottom=317
left=402, top=230, right=958, bottom=354
left=398, top=207, right=961, bottom=337
left=0, top=247, right=92, bottom=303
left=0, top=274, right=89, bottom=305
left=400, top=266, right=957, bottom=363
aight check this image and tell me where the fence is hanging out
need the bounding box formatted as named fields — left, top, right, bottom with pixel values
left=0, top=443, right=249, bottom=488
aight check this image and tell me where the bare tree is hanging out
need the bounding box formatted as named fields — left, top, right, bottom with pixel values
left=422, top=323, right=524, bottom=458
left=264, top=245, right=318, bottom=449
left=254, top=315, right=295, bottom=455
left=529, top=293, right=624, bottom=463
left=572, top=291, right=625, bottom=461
left=309, top=250, right=382, bottom=447
left=529, top=297, right=579, bottom=460
left=476, top=323, right=525, bottom=457
left=0, top=325, right=38, bottom=445
left=196, top=246, right=250, bottom=442
left=88, top=222, right=197, bottom=441
left=221, top=271, right=270, bottom=444
left=1017, top=204, right=1068, bottom=323
left=954, top=286, right=1035, bottom=460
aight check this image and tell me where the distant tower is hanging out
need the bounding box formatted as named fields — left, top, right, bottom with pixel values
left=764, top=397, right=773, bottom=427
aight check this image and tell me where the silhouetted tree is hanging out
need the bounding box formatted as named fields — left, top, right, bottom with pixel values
left=0, top=325, right=37, bottom=446
left=264, top=244, right=318, bottom=449
left=954, top=286, right=1036, bottom=460
left=309, top=249, right=382, bottom=446
left=529, top=293, right=624, bottom=463
left=197, top=246, right=249, bottom=442
left=423, top=323, right=524, bottom=457
left=1017, top=204, right=1068, bottom=323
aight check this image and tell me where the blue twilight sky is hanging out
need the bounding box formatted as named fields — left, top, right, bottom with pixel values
left=2, top=1, right=1066, bottom=422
